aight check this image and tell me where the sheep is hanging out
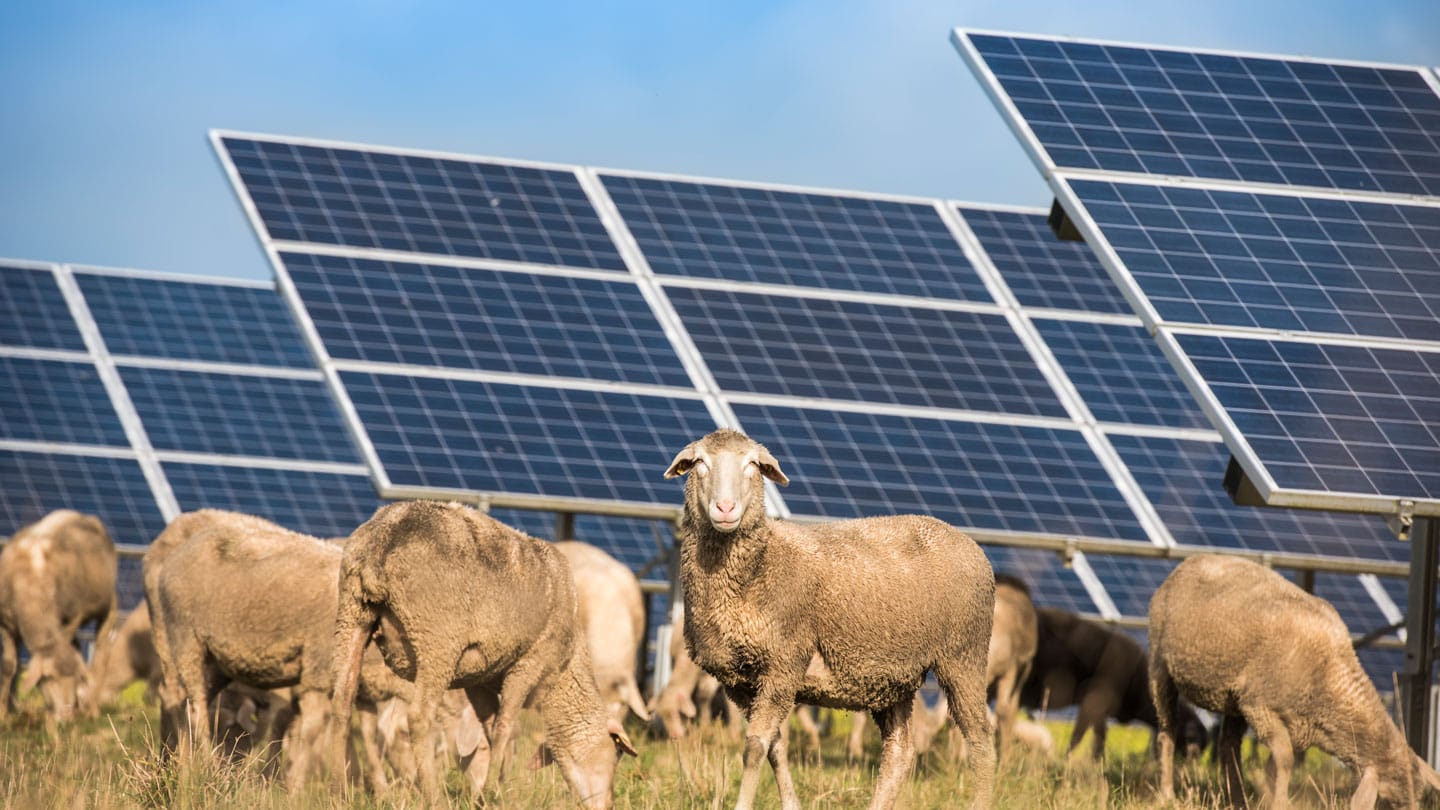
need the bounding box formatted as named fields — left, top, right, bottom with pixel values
left=1150, top=554, right=1440, bottom=809
left=554, top=540, right=652, bottom=723
left=0, top=509, right=117, bottom=723
left=665, top=428, right=996, bottom=810
left=1020, top=606, right=1205, bottom=761
left=144, top=509, right=408, bottom=790
left=90, top=602, right=160, bottom=708
left=327, top=501, right=637, bottom=808
left=845, top=574, right=1039, bottom=761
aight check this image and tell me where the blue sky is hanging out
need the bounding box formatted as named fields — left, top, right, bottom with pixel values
left=3, top=0, right=1438, bottom=281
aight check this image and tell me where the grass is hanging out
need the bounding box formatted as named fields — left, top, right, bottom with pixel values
left=0, top=686, right=1385, bottom=808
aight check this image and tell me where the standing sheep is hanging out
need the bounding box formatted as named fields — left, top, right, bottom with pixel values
left=145, top=509, right=408, bottom=790
left=328, top=501, right=637, bottom=808
left=665, top=428, right=996, bottom=810
left=554, top=540, right=652, bottom=723
left=1150, top=555, right=1440, bottom=809
left=0, top=510, right=117, bottom=723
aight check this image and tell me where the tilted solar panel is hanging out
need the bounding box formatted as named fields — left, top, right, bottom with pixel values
left=957, top=206, right=1131, bottom=314
left=0, top=449, right=167, bottom=548
left=954, top=30, right=1440, bottom=196
left=163, top=463, right=381, bottom=540
left=0, top=357, right=128, bottom=447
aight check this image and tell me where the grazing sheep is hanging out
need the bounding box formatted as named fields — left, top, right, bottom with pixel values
left=90, top=602, right=160, bottom=708
left=1020, top=606, right=1205, bottom=760
left=0, top=509, right=117, bottom=723
left=328, top=501, right=637, bottom=808
left=650, top=616, right=743, bottom=741
left=1150, top=555, right=1440, bottom=809
left=665, top=428, right=996, bottom=810
left=145, top=509, right=407, bottom=790
left=555, top=540, right=652, bottom=723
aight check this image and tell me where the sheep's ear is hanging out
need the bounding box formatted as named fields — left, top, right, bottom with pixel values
left=608, top=717, right=639, bottom=757
left=756, top=446, right=788, bottom=486
left=1416, top=754, right=1440, bottom=792
left=664, top=444, right=700, bottom=479
left=1350, top=765, right=1379, bottom=810
left=455, top=704, right=485, bottom=758
left=236, top=697, right=260, bottom=735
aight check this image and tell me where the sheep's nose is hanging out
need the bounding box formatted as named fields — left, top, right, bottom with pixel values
left=715, top=499, right=737, bottom=516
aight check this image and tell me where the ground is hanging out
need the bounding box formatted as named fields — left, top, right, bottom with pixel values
left=0, top=683, right=1390, bottom=808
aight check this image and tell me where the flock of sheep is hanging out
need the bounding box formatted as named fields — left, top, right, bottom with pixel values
left=1, top=427, right=1437, bottom=809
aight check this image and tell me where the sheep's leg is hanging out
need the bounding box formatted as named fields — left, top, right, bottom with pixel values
left=1149, top=656, right=1179, bottom=802
left=734, top=688, right=798, bottom=810
left=935, top=652, right=994, bottom=810
left=0, top=628, right=17, bottom=720
left=461, top=686, right=498, bottom=797
left=356, top=702, right=390, bottom=795
left=1248, top=707, right=1292, bottom=810
left=171, top=633, right=214, bottom=758
left=285, top=689, right=330, bottom=791
left=847, top=710, right=868, bottom=762
left=408, top=673, right=447, bottom=801
left=326, top=598, right=376, bottom=791
left=993, top=664, right=1021, bottom=759
left=870, top=697, right=917, bottom=810
left=1216, top=713, right=1248, bottom=810
left=486, top=660, right=545, bottom=789
left=793, top=705, right=821, bottom=758
left=768, top=710, right=802, bottom=810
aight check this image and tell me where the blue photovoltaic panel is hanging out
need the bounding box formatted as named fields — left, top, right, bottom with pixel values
left=221, top=137, right=625, bottom=270
left=342, top=371, right=717, bottom=503
left=603, top=174, right=993, bottom=301
left=0, top=357, right=127, bottom=447
left=1177, top=333, right=1440, bottom=502
left=1069, top=179, right=1440, bottom=340
left=1314, top=573, right=1394, bottom=638
left=987, top=546, right=1097, bottom=615
left=1109, top=432, right=1401, bottom=561
left=492, top=508, right=671, bottom=572
left=164, top=463, right=381, bottom=539
left=0, top=264, right=84, bottom=351
left=78, top=273, right=311, bottom=368
left=1358, top=647, right=1406, bottom=692
left=117, top=557, right=144, bottom=608
left=0, top=450, right=166, bottom=547
left=957, top=207, right=1131, bottom=314
left=281, top=252, right=690, bottom=387
left=1084, top=555, right=1176, bottom=618
left=667, top=287, right=1065, bottom=416
left=730, top=403, right=1149, bottom=541
left=960, top=32, right=1440, bottom=196
left=1034, top=318, right=1210, bottom=429
left=121, top=367, right=357, bottom=463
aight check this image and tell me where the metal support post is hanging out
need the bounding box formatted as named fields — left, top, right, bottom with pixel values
left=555, top=511, right=575, bottom=542
left=1402, top=516, right=1438, bottom=758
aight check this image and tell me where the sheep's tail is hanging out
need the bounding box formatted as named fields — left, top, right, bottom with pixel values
left=328, top=575, right=377, bottom=793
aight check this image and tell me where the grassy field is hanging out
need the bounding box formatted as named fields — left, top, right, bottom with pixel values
left=0, top=686, right=1376, bottom=809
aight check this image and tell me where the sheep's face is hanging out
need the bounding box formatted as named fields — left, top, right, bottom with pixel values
left=1373, top=752, right=1440, bottom=808
left=542, top=718, right=637, bottom=810
left=665, top=430, right=788, bottom=534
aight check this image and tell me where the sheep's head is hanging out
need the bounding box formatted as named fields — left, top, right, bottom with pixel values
left=664, top=429, right=788, bottom=534
left=1363, top=750, right=1440, bottom=809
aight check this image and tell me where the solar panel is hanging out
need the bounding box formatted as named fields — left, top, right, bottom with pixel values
left=492, top=508, right=673, bottom=572
left=0, top=449, right=167, bottom=547
left=342, top=371, right=716, bottom=504
left=954, top=30, right=1440, bottom=196
left=77, top=271, right=313, bottom=368
left=730, top=402, right=1148, bottom=541
left=1176, top=333, right=1440, bottom=504
left=1063, top=178, right=1440, bottom=341
left=1083, top=555, right=1176, bottom=618
left=667, top=286, right=1066, bottom=416
left=120, top=366, right=358, bottom=463
left=956, top=206, right=1131, bottom=314
left=280, top=251, right=690, bottom=386
left=1032, top=318, right=1211, bottom=429
left=987, top=546, right=1100, bottom=615
left=163, top=463, right=381, bottom=539
left=220, top=136, right=626, bottom=270
left=0, top=357, right=128, bottom=447
left=1, top=263, right=85, bottom=351
left=603, top=172, right=994, bottom=300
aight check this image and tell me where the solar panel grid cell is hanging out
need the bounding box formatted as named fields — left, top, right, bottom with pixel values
left=603, top=173, right=993, bottom=300
left=343, top=371, right=715, bottom=503
left=121, top=366, right=358, bottom=463
left=986, top=546, right=1099, bottom=615
left=957, top=207, right=1132, bottom=314
left=731, top=402, right=1149, bottom=541
left=1177, top=333, right=1440, bottom=502
left=1083, top=554, right=1176, bottom=618
left=79, top=273, right=312, bottom=368
left=0, top=450, right=166, bottom=546
left=0, top=264, right=84, bottom=351
left=0, top=357, right=127, bottom=447
left=668, top=286, right=1066, bottom=416
left=1068, top=179, right=1440, bottom=340
left=223, top=137, right=626, bottom=270
left=964, top=32, right=1440, bottom=196
left=282, top=252, right=691, bottom=387
left=163, top=463, right=381, bottom=539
